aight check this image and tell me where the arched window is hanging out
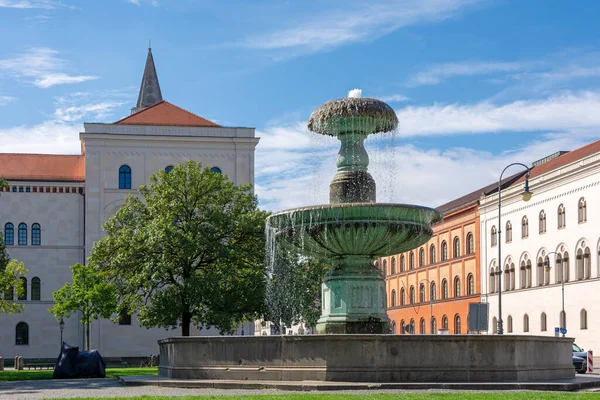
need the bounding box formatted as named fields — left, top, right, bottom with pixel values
left=165, top=165, right=174, bottom=173
left=210, top=166, right=222, bottom=174
left=391, top=257, right=396, bottom=274
left=453, top=237, right=460, bottom=258
left=430, top=282, right=436, bottom=301
left=578, top=197, right=587, bottom=223
left=466, top=233, right=474, bottom=254
left=18, top=223, right=27, bottom=246
left=430, top=244, right=436, bottom=264
left=15, top=322, right=28, bottom=345
left=409, top=252, right=414, bottom=269
left=409, top=319, right=415, bottom=334
left=521, top=216, right=529, bottom=238
left=119, top=165, right=132, bottom=189
left=379, top=260, right=386, bottom=276
left=442, top=315, right=448, bottom=330
left=489, top=262, right=497, bottom=293
left=118, top=309, right=132, bottom=325
left=400, top=320, right=406, bottom=335
left=441, top=241, right=448, bottom=261
left=383, top=259, right=387, bottom=276
left=391, top=289, right=396, bottom=307
left=557, top=204, right=566, bottom=229
left=431, top=317, right=437, bottom=334
left=467, top=274, right=474, bottom=295
left=31, top=277, right=41, bottom=301
left=454, top=276, right=460, bottom=297
left=400, top=255, right=405, bottom=272
left=400, top=288, right=405, bottom=306
left=442, top=279, right=448, bottom=299
left=581, top=309, right=588, bottom=330
left=454, top=314, right=461, bottom=334
left=18, top=277, right=27, bottom=300
left=507, top=315, right=513, bottom=333
left=520, top=261, right=526, bottom=289
left=523, top=314, right=529, bottom=332
left=4, top=223, right=14, bottom=245
left=419, top=248, right=425, bottom=267
left=584, top=247, right=591, bottom=279
left=491, top=226, right=497, bottom=247
left=409, top=286, right=415, bottom=304
left=419, top=283, right=425, bottom=302
left=391, top=321, right=397, bottom=334
left=31, top=223, right=41, bottom=246
left=492, top=317, right=497, bottom=334
left=541, top=312, right=547, bottom=331
left=420, top=318, right=426, bottom=334
left=560, top=310, right=566, bottom=330
left=505, top=221, right=512, bottom=243
left=539, top=210, right=546, bottom=234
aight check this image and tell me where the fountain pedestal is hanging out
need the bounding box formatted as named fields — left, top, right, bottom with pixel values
left=317, top=257, right=389, bottom=334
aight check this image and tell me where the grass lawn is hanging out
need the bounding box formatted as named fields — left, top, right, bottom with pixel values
left=50, top=393, right=600, bottom=400
left=0, top=367, right=158, bottom=381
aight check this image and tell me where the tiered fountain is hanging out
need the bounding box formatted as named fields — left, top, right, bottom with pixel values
left=158, top=95, right=574, bottom=383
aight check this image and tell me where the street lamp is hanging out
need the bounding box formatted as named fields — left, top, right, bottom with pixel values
left=543, top=251, right=565, bottom=337
left=497, top=163, right=532, bottom=335
left=59, top=318, right=65, bottom=346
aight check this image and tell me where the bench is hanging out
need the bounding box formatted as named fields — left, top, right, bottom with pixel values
left=24, top=364, right=54, bottom=370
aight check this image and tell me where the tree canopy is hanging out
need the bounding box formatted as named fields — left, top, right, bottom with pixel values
left=50, top=263, right=117, bottom=350
left=0, top=234, right=28, bottom=315
left=89, top=161, right=269, bottom=336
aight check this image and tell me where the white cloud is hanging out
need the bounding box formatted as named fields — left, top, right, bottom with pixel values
left=0, top=96, right=15, bottom=106
left=348, top=88, right=362, bottom=98
left=397, top=91, right=600, bottom=136
left=0, top=47, right=98, bottom=88
left=54, top=101, right=127, bottom=122
left=407, top=61, right=522, bottom=86
left=0, top=121, right=81, bottom=154
left=242, top=0, right=483, bottom=55
left=126, top=0, right=140, bottom=5
left=0, top=0, right=59, bottom=8
left=378, top=94, right=409, bottom=103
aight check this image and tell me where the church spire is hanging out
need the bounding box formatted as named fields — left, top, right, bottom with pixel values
left=131, top=46, right=163, bottom=115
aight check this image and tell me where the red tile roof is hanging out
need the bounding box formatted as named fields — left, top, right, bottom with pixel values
left=513, top=139, right=600, bottom=185
left=115, top=100, right=220, bottom=127
left=0, top=154, right=84, bottom=182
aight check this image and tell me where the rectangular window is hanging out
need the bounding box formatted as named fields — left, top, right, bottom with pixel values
left=25, top=187, right=31, bottom=193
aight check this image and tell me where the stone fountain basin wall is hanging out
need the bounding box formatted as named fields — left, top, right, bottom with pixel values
left=158, top=335, right=573, bottom=382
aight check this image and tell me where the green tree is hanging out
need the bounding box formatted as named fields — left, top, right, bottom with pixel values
left=0, top=178, right=7, bottom=189
left=90, top=161, right=269, bottom=336
left=265, top=246, right=329, bottom=331
left=50, top=263, right=117, bottom=350
left=0, top=231, right=28, bottom=315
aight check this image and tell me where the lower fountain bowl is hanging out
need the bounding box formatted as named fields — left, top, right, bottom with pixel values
left=267, top=203, right=442, bottom=258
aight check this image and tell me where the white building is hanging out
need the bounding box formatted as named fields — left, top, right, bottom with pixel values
left=0, top=49, right=257, bottom=359
left=480, top=141, right=600, bottom=352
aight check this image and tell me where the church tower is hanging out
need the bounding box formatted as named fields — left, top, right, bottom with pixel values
left=131, top=47, right=163, bottom=115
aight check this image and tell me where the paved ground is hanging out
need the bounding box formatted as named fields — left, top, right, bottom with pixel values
left=2, top=376, right=600, bottom=400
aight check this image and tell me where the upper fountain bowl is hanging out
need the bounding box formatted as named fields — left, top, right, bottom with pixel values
left=307, top=97, right=398, bottom=137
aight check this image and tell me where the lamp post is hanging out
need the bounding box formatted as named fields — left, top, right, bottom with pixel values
left=59, top=318, right=65, bottom=347
left=543, top=251, right=565, bottom=337
left=497, top=163, right=532, bottom=335
left=419, top=279, right=433, bottom=334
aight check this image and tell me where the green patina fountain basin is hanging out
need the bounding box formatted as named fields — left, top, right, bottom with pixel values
left=265, top=93, right=442, bottom=334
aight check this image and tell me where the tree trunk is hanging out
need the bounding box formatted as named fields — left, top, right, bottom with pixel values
left=182, top=311, right=191, bottom=336
left=85, top=323, right=90, bottom=351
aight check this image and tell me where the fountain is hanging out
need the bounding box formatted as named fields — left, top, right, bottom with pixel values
left=157, top=95, right=574, bottom=383
left=266, top=95, right=441, bottom=334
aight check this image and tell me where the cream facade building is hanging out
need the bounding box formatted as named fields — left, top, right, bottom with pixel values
left=0, top=49, right=258, bottom=359
left=480, top=141, right=600, bottom=353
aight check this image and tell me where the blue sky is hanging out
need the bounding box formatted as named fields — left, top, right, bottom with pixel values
left=1, top=0, right=600, bottom=211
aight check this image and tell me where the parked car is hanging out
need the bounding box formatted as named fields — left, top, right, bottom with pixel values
left=572, top=343, right=587, bottom=374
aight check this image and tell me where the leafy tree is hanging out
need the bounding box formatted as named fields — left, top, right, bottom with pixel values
left=89, top=161, right=269, bottom=336
left=0, top=231, right=28, bottom=315
left=50, top=263, right=117, bottom=350
left=265, top=246, right=330, bottom=331
left=0, top=178, right=7, bottom=189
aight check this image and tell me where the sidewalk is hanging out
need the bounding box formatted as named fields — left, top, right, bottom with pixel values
left=120, top=374, right=600, bottom=392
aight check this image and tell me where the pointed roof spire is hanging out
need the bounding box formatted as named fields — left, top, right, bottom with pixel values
left=131, top=46, right=163, bottom=115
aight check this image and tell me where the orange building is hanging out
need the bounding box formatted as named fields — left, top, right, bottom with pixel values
left=378, top=176, right=526, bottom=335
